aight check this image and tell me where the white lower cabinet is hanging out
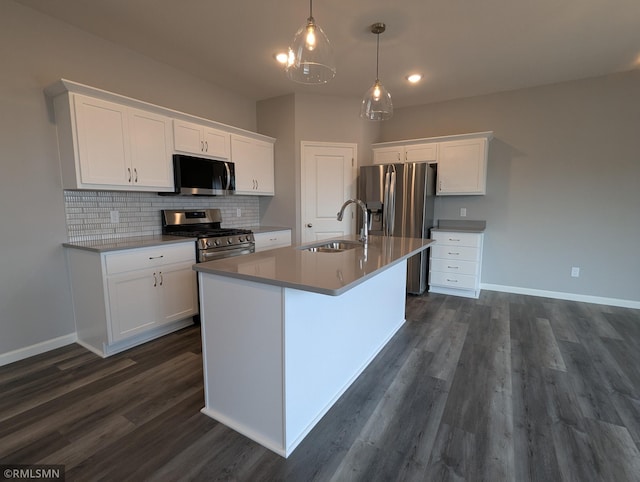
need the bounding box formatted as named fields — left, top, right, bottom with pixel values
left=253, top=229, right=292, bottom=252
left=429, top=230, right=484, bottom=298
left=66, top=241, right=197, bottom=357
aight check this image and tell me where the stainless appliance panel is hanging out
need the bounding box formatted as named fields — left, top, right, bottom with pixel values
left=358, top=161, right=436, bottom=294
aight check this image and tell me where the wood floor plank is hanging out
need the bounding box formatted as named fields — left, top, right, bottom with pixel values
left=536, top=317, right=567, bottom=371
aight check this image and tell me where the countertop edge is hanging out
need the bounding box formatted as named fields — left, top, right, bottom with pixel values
left=244, top=225, right=291, bottom=234
left=430, top=227, right=486, bottom=233
left=63, top=235, right=195, bottom=253
left=194, top=238, right=434, bottom=296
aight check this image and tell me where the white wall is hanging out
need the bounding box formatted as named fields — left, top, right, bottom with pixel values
left=380, top=71, right=640, bottom=303
left=258, top=93, right=379, bottom=243
left=0, top=1, right=257, bottom=360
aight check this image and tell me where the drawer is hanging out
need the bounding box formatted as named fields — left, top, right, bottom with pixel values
left=430, top=258, right=478, bottom=276
left=431, top=231, right=481, bottom=248
left=431, top=245, right=480, bottom=262
left=254, top=230, right=292, bottom=252
left=429, top=271, right=477, bottom=290
left=105, top=242, right=195, bottom=275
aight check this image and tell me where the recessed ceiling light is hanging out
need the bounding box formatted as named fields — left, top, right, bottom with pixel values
left=274, top=52, right=289, bottom=64
left=406, top=73, right=423, bottom=84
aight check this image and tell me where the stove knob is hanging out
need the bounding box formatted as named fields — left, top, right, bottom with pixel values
left=214, top=239, right=221, bottom=246
left=238, top=236, right=244, bottom=242
left=207, top=240, right=213, bottom=248
left=227, top=238, right=233, bottom=245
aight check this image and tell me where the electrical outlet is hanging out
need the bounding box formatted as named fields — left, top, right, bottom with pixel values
left=571, top=267, right=580, bottom=278
left=460, top=207, right=467, bottom=217
left=236, top=208, right=241, bottom=217
left=110, top=210, right=119, bottom=223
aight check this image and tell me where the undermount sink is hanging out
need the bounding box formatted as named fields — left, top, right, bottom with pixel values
left=300, top=240, right=363, bottom=253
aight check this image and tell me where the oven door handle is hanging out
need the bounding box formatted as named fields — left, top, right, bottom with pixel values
left=200, top=245, right=254, bottom=262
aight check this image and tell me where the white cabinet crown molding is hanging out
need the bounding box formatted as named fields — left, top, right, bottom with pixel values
left=372, top=131, right=493, bottom=149
left=45, top=79, right=275, bottom=144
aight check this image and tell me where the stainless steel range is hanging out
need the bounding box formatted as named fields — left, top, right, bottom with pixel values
left=161, top=209, right=254, bottom=262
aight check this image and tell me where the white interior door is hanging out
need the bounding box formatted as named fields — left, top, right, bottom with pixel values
left=301, top=142, right=357, bottom=243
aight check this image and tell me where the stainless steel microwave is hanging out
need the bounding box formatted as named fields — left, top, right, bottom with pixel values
left=161, top=154, right=235, bottom=196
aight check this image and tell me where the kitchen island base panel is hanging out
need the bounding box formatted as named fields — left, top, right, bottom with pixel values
left=198, top=260, right=408, bottom=457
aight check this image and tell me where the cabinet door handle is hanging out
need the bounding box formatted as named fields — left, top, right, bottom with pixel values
left=201, top=140, right=204, bottom=152
left=205, top=141, right=208, bottom=152
left=255, top=179, right=259, bottom=190
left=159, top=272, right=163, bottom=286
left=446, top=278, right=459, bottom=283
left=134, top=168, right=138, bottom=183
left=128, top=167, right=132, bottom=182
left=148, top=255, right=164, bottom=260
left=153, top=272, right=157, bottom=287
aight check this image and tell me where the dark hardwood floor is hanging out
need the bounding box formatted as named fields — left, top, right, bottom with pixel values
left=2, top=291, right=640, bottom=481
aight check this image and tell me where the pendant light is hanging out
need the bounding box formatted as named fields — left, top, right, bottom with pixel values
left=286, top=0, right=336, bottom=84
left=361, top=23, right=393, bottom=121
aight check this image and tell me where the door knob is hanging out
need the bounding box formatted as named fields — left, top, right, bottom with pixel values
left=306, top=223, right=313, bottom=228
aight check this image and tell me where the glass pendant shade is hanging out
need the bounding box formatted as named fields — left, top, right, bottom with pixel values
left=286, top=16, right=336, bottom=84
left=361, top=22, right=393, bottom=121
left=361, top=79, right=393, bottom=120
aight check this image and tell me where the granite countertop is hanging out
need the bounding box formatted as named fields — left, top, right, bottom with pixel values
left=194, top=234, right=433, bottom=296
left=243, top=225, right=291, bottom=234
left=63, top=235, right=195, bottom=253
left=431, top=219, right=486, bottom=233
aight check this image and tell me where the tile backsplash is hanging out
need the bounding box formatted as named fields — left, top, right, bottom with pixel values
left=64, top=190, right=260, bottom=242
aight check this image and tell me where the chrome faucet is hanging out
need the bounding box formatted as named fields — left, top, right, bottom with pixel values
left=337, top=199, right=369, bottom=244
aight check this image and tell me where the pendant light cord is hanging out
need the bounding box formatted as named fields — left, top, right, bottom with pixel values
left=309, top=0, right=313, bottom=19
left=375, top=33, right=380, bottom=81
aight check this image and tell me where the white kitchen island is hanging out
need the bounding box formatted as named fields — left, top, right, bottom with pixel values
left=193, top=234, right=433, bottom=457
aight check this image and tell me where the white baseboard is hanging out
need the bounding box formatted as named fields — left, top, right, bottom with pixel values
left=481, top=283, right=640, bottom=309
left=0, top=333, right=77, bottom=367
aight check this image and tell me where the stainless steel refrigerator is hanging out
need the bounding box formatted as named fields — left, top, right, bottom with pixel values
left=358, top=162, right=436, bottom=294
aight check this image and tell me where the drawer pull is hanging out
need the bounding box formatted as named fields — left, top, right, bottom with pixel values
left=447, top=266, right=459, bottom=269
left=448, top=252, right=460, bottom=255
left=148, top=255, right=164, bottom=260
left=448, top=238, right=461, bottom=242
left=446, top=278, right=459, bottom=283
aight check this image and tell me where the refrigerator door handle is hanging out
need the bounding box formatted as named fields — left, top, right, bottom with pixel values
left=383, top=168, right=391, bottom=236
left=388, top=166, right=396, bottom=236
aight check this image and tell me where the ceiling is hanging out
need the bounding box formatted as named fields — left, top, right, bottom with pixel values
left=16, top=0, right=640, bottom=108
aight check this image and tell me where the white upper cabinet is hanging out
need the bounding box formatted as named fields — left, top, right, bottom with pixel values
left=53, top=92, right=173, bottom=191
left=173, top=119, right=230, bottom=160
left=437, top=138, right=488, bottom=195
left=128, top=108, right=173, bottom=188
left=372, top=132, right=492, bottom=196
left=73, top=95, right=131, bottom=186
left=405, top=143, right=438, bottom=163
left=373, top=146, right=403, bottom=164
left=46, top=79, right=276, bottom=194
left=373, top=142, right=438, bottom=164
left=230, top=134, right=275, bottom=195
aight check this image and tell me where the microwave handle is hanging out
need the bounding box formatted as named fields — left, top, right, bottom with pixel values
left=225, top=162, right=231, bottom=190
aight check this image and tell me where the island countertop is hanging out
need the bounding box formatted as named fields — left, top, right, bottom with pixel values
left=193, top=234, right=433, bottom=296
